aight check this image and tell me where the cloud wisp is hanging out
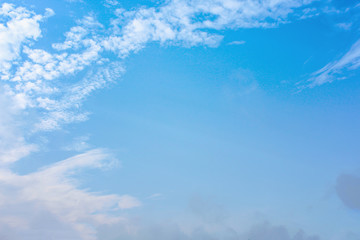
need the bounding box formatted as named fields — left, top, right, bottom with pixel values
left=308, top=39, right=360, bottom=86
left=228, top=40, right=246, bottom=45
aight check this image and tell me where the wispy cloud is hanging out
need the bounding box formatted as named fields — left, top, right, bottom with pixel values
left=228, top=40, right=246, bottom=45
left=118, top=195, right=142, bottom=209
left=308, top=39, right=360, bottom=86
left=147, top=193, right=163, bottom=200
left=63, top=135, right=91, bottom=152
left=104, top=0, right=120, bottom=7
left=0, top=149, right=141, bottom=240
left=222, top=68, right=258, bottom=98
left=336, top=22, right=352, bottom=30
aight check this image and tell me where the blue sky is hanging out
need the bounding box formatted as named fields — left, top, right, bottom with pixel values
left=0, top=0, right=360, bottom=239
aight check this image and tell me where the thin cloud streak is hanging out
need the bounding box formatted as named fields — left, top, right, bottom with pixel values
left=308, top=39, right=360, bottom=86
left=228, top=40, right=246, bottom=45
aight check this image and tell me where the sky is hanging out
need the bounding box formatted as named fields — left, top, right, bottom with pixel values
left=0, top=0, right=360, bottom=239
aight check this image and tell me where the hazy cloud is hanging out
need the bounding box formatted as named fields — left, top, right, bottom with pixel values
left=336, top=173, right=360, bottom=210
left=97, top=220, right=320, bottom=240
left=96, top=196, right=320, bottom=240
left=222, top=68, right=258, bottom=98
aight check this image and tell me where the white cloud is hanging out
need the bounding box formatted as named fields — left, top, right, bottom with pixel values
left=228, top=40, right=246, bottom=45
left=336, top=22, right=352, bottom=30
left=147, top=193, right=163, bottom=200
left=222, top=68, right=258, bottom=98
left=104, top=0, right=120, bottom=7
left=0, top=13, right=124, bottom=132
left=52, top=15, right=103, bottom=51
left=299, top=7, right=320, bottom=19
left=16, top=41, right=102, bottom=84
left=308, top=39, right=360, bottom=86
left=33, top=61, right=125, bottom=131
left=0, top=149, right=141, bottom=240
left=0, top=143, right=37, bottom=164
left=64, top=135, right=91, bottom=152
left=0, top=87, right=38, bottom=165
left=118, top=195, right=142, bottom=209
left=103, top=0, right=315, bottom=56
left=0, top=3, right=48, bottom=80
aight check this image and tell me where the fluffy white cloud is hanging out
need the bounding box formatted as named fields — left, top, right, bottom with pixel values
left=0, top=3, right=52, bottom=80
left=103, top=0, right=314, bottom=56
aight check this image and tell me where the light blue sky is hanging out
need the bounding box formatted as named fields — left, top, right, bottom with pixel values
left=0, top=0, right=360, bottom=239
